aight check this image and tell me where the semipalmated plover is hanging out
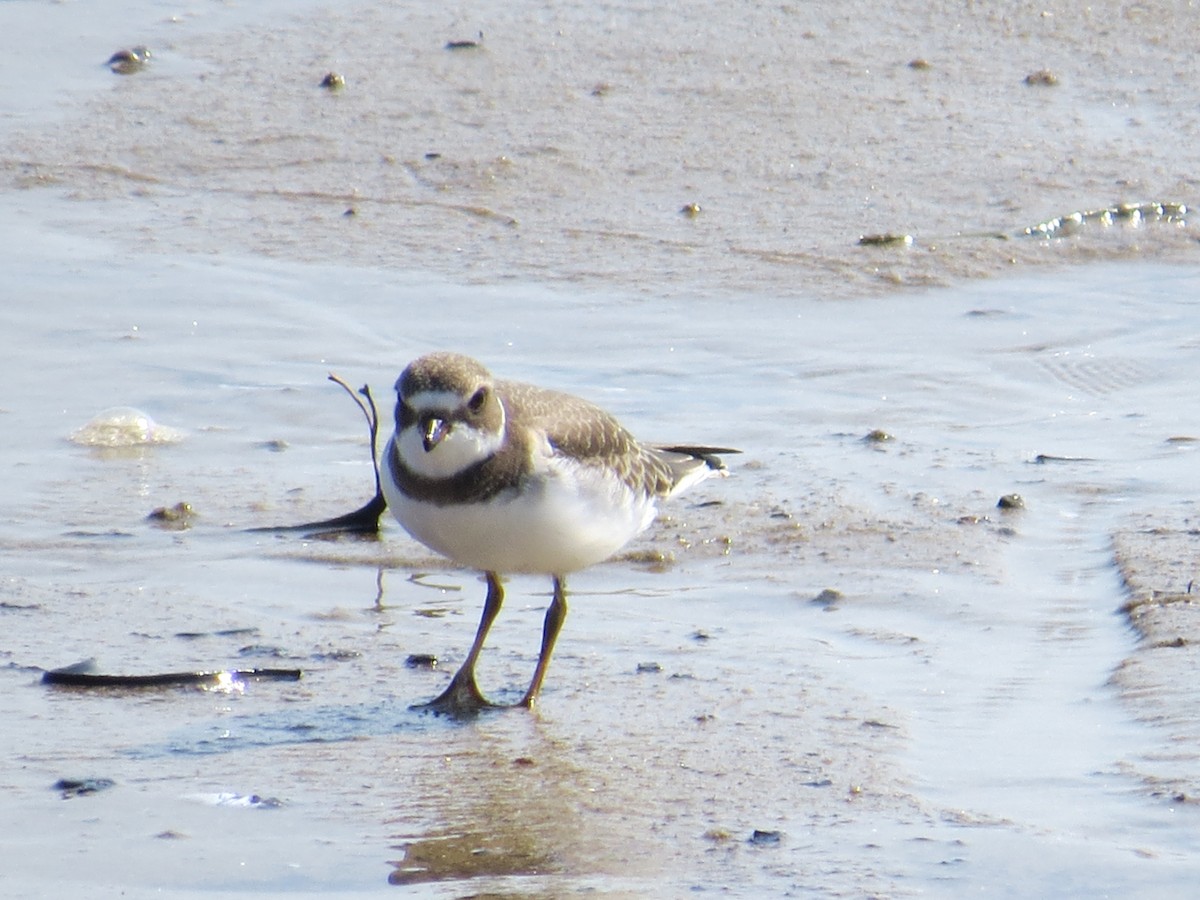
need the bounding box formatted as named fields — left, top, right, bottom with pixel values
left=381, top=352, right=736, bottom=713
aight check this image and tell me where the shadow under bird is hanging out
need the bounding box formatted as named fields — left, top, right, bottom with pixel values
left=380, top=351, right=737, bottom=715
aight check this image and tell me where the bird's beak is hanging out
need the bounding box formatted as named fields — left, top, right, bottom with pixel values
left=422, top=416, right=451, bottom=452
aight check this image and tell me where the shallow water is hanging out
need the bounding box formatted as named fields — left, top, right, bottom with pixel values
left=6, top=233, right=1200, bottom=896
left=4, top=1, right=1200, bottom=897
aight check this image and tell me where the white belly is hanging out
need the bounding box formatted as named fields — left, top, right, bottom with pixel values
left=381, top=446, right=659, bottom=575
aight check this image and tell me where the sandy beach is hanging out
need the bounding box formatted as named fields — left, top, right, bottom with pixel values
left=3, top=1, right=1200, bottom=896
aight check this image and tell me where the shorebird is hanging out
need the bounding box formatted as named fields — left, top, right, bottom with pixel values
left=380, top=352, right=735, bottom=713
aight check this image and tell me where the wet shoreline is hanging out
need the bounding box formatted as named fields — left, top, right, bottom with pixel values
left=4, top=0, right=1200, bottom=895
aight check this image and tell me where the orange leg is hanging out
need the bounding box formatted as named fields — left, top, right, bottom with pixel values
left=414, top=572, right=504, bottom=716
left=518, top=576, right=569, bottom=708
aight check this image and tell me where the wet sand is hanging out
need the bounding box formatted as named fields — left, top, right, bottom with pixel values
left=4, top=1, right=1198, bottom=299
left=3, top=1, right=1200, bottom=897
left=1112, top=516, right=1200, bottom=804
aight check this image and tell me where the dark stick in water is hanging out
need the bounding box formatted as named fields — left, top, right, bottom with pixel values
left=42, top=659, right=302, bottom=688
left=249, top=373, right=387, bottom=535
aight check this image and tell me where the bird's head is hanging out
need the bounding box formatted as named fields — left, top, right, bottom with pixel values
left=393, top=352, right=505, bottom=478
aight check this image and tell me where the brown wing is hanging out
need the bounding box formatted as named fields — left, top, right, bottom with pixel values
left=500, top=380, right=681, bottom=497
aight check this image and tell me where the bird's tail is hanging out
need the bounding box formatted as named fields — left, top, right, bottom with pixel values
left=656, top=444, right=739, bottom=471
left=653, top=444, right=740, bottom=496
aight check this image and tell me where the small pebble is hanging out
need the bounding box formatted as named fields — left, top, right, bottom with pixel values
left=997, top=494, right=1025, bottom=510
left=623, top=548, right=673, bottom=566
left=107, top=46, right=151, bottom=75
left=1024, top=69, right=1058, bottom=86
left=811, top=588, right=843, bottom=608
left=858, top=233, right=912, bottom=247
left=749, top=829, right=783, bottom=845
left=201, top=793, right=282, bottom=809
left=405, top=653, right=438, bottom=669
left=238, top=644, right=287, bottom=659
left=54, top=777, right=116, bottom=798
left=320, top=71, right=345, bottom=90
left=445, top=34, right=483, bottom=50
left=1033, top=453, right=1092, bottom=464
left=147, top=501, right=195, bottom=528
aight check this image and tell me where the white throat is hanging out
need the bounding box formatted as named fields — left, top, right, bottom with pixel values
left=397, top=409, right=504, bottom=480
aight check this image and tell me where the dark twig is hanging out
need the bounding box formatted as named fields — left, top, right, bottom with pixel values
left=248, top=373, right=387, bottom=535
left=42, top=659, right=302, bottom=688
left=327, top=373, right=383, bottom=499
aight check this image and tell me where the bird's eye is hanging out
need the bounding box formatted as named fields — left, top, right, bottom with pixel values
left=467, top=388, right=487, bottom=413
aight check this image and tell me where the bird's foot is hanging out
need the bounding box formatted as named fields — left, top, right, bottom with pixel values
left=411, top=668, right=499, bottom=717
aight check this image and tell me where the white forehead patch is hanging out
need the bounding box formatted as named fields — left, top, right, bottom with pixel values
left=404, top=388, right=468, bottom=412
